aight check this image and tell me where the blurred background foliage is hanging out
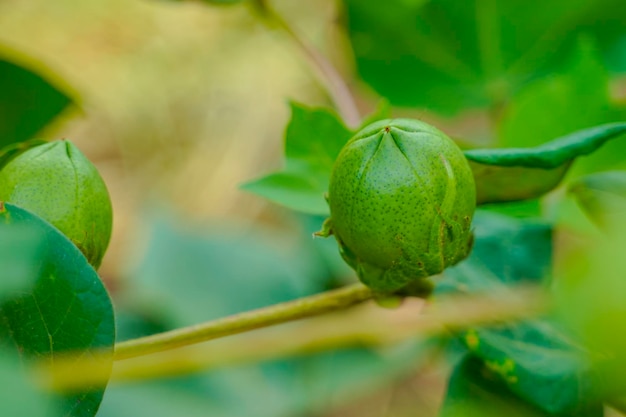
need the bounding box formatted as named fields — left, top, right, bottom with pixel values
left=2, top=0, right=626, bottom=415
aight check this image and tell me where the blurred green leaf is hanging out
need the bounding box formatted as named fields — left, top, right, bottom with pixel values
left=0, top=50, right=75, bottom=147
left=281, top=102, right=351, bottom=177
left=241, top=171, right=330, bottom=215
left=0, top=203, right=115, bottom=417
left=242, top=103, right=352, bottom=215
left=0, top=222, right=44, bottom=298
left=441, top=356, right=561, bottom=417
left=343, top=0, right=626, bottom=113
left=122, top=214, right=330, bottom=324
left=299, top=213, right=354, bottom=282
left=0, top=219, right=53, bottom=416
left=568, top=170, right=626, bottom=231
left=438, top=211, right=602, bottom=415
left=441, top=356, right=603, bottom=417
left=480, top=199, right=542, bottom=219
left=0, top=349, right=54, bottom=417
left=605, top=35, right=626, bottom=72
left=498, top=37, right=626, bottom=176
left=555, top=223, right=626, bottom=394
left=437, top=211, right=552, bottom=296
left=98, top=213, right=430, bottom=417
left=499, top=38, right=617, bottom=149
left=457, top=211, right=552, bottom=286
left=454, top=319, right=599, bottom=415
left=466, top=123, right=626, bottom=204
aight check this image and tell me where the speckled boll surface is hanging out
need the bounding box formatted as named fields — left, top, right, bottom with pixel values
left=0, top=140, right=113, bottom=269
left=327, top=119, right=476, bottom=294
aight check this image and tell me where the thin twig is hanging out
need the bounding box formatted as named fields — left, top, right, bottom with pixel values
left=114, top=283, right=373, bottom=360
left=252, top=0, right=361, bottom=127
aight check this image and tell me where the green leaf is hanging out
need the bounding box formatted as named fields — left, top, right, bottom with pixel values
left=465, top=122, right=626, bottom=204
left=437, top=211, right=602, bottom=415
left=241, top=172, right=330, bottom=215
left=283, top=103, right=352, bottom=177
left=441, top=355, right=560, bottom=417
left=343, top=0, right=626, bottom=113
left=441, top=356, right=603, bottom=417
left=0, top=49, right=76, bottom=147
left=454, top=320, right=600, bottom=415
left=568, top=170, right=626, bottom=231
left=242, top=103, right=352, bottom=215
left=0, top=203, right=115, bottom=417
left=466, top=123, right=626, bottom=168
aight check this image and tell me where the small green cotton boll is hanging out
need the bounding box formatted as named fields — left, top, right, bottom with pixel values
left=320, top=119, right=476, bottom=295
left=0, top=140, right=113, bottom=269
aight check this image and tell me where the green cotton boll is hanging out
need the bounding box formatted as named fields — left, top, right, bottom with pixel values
left=0, top=140, right=113, bottom=269
left=322, top=119, right=476, bottom=295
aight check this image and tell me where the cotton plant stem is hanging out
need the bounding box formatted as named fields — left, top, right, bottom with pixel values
left=114, top=283, right=373, bottom=360
left=40, top=285, right=547, bottom=392
left=112, top=299, right=424, bottom=384
left=113, top=286, right=547, bottom=383
left=252, top=0, right=361, bottom=127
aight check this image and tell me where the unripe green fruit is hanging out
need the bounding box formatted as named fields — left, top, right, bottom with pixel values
left=0, top=140, right=113, bottom=269
left=321, top=119, right=476, bottom=295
